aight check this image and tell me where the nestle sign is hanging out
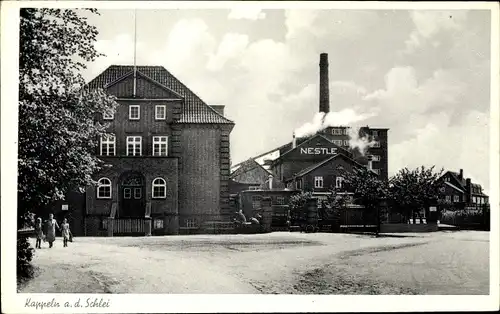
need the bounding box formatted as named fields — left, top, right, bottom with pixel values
left=300, top=147, right=337, bottom=155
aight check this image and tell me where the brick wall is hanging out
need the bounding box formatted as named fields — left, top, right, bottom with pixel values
left=177, top=125, right=221, bottom=222
left=86, top=157, right=178, bottom=217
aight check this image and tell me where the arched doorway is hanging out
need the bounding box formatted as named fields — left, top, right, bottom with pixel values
left=119, top=172, right=146, bottom=218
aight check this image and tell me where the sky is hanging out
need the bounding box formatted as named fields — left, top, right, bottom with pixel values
left=79, top=8, right=492, bottom=192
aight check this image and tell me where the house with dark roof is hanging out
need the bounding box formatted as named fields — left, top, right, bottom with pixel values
left=229, top=158, right=272, bottom=194
left=76, top=65, right=234, bottom=236
left=437, top=169, right=489, bottom=206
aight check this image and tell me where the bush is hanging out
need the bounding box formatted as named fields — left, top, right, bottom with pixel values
left=17, top=235, right=35, bottom=281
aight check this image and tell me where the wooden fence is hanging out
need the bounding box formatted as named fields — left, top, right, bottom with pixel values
left=112, top=218, right=146, bottom=235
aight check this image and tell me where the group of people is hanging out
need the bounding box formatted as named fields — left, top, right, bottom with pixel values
left=34, top=213, right=72, bottom=249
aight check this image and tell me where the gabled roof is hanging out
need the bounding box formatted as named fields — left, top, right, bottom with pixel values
left=444, top=181, right=465, bottom=193
left=448, top=171, right=467, bottom=188
left=273, top=133, right=350, bottom=163
left=87, top=65, right=234, bottom=125
left=292, top=153, right=372, bottom=178
left=231, top=158, right=270, bottom=176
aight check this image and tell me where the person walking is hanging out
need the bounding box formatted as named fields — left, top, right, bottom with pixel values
left=61, top=218, right=71, bottom=248
left=45, top=213, right=60, bottom=248
left=34, top=217, right=44, bottom=249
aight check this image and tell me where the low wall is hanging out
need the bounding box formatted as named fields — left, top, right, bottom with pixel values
left=380, top=223, right=438, bottom=233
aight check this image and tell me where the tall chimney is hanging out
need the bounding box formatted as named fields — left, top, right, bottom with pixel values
left=459, top=169, right=463, bottom=180
left=319, top=53, right=330, bottom=114
left=292, top=132, right=297, bottom=149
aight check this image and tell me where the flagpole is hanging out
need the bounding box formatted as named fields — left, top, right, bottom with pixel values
left=133, top=9, right=137, bottom=97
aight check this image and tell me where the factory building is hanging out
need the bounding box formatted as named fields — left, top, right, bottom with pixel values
left=230, top=53, right=389, bottom=201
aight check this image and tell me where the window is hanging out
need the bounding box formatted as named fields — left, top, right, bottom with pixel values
left=334, top=140, right=343, bottom=146
left=152, top=178, right=167, bottom=198
left=133, top=188, right=142, bottom=199
left=343, top=140, right=349, bottom=146
left=445, top=195, right=451, bottom=202
left=296, top=179, right=302, bottom=189
left=275, top=196, right=285, bottom=205
left=100, top=134, right=116, bottom=156
left=472, top=196, right=477, bottom=204
left=185, top=219, right=197, bottom=228
left=372, top=141, right=381, bottom=148
left=129, top=105, right=140, bottom=120
left=331, top=128, right=343, bottom=135
left=372, top=130, right=378, bottom=137
left=372, top=169, right=380, bottom=175
left=453, top=195, right=459, bottom=203
left=314, top=176, right=324, bottom=188
left=153, top=136, right=168, bottom=156
left=252, top=196, right=262, bottom=209
left=343, top=128, right=349, bottom=135
left=248, top=186, right=260, bottom=191
left=126, top=136, right=142, bottom=156
left=155, top=105, right=166, bottom=120
left=154, top=219, right=164, bottom=229
left=372, top=155, right=381, bottom=161
left=123, top=188, right=132, bottom=199
left=444, top=177, right=450, bottom=182
left=97, top=178, right=112, bottom=199
left=335, top=176, right=344, bottom=189
left=103, top=110, right=114, bottom=120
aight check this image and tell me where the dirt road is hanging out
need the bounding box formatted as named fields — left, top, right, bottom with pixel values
left=19, top=231, right=489, bottom=294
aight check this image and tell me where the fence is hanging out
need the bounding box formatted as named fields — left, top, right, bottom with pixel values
left=439, top=204, right=490, bottom=230
left=103, top=218, right=146, bottom=236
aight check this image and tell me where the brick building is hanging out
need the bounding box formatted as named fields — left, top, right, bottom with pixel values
left=55, top=65, right=234, bottom=236
left=231, top=53, right=389, bottom=201
left=436, top=169, right=489, bottom=206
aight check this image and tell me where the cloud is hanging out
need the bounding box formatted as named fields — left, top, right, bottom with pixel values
left=207, top=33, right=249, bottom=72
left=228, top=8, right=266, bottom=20
left=404, top=10, right=468, bottom=53
left=390, top=110, right=489, bottom=191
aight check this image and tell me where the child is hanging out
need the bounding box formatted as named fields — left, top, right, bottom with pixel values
left=34, top=217, right=44, bottom=249
left=61, top=218, right=71, bottom=248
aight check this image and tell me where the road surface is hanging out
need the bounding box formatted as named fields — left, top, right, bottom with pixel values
left=19, top=231, right=489, bottom=294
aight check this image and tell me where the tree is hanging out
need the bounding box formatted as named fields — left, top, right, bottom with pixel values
left=289, top=191, right=313, bottom=225
left=342, top=167, right=389, bottom=211
left=342, top=167, right=389, bottom=235
left=18, top=8, right=117, bottom=224
left=389, top=166, right=444, bottom=223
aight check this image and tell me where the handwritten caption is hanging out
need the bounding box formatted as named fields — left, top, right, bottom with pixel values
left=25, top=298, right=110, bottom=310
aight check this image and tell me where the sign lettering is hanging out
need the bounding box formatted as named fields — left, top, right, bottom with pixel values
left=300, top=147, right=337, bottom=155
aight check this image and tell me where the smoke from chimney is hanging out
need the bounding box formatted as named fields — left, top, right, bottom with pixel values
left=319, top=53, right=330, bottom=114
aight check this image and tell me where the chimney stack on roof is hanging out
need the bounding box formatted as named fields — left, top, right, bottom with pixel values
left=292, top=132, right=297, bottom=149
left=269, top=175, right=274, bottom=190
left=459, top=169, right=463, bottom=180
left=319, top=53, right=330, bottom=114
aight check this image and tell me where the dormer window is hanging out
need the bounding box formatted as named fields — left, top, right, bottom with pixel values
left=129, top=105, right=140, bottom=120
left=372, top=130, right=378, bottom=137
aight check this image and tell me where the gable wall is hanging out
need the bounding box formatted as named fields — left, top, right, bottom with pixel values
left=302, top=157, right=357, bottom=192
